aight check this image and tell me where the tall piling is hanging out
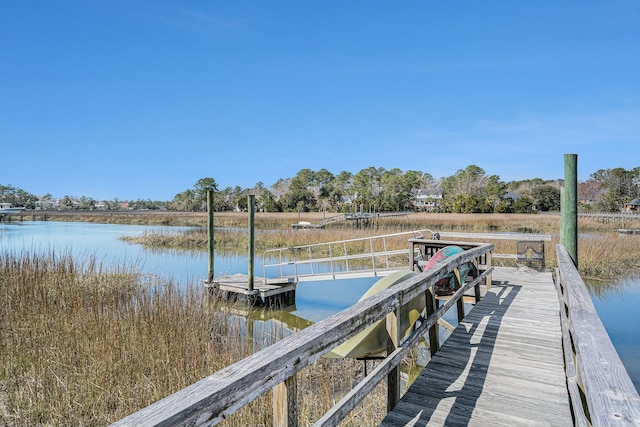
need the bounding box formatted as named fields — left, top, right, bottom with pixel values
left=207, top=189, right=215, bottom=283
left=561, top=154, right=578, bottom=267
left=248, top=195, right=256, bottom=291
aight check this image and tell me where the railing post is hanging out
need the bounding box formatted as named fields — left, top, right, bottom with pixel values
left=409, top=240, right=415, bottom=270
left=329, top=245, right=335, bottom=279
left=273, top=375, right=297, bottom=427
left=370, top=238, right=377, bottom=276
left=386, top=307, right=402, bottom=411
left=344, top=242, right=349, bottom=272
left=383, top=236, right=389, bottom=268
left=484, top=252, right=492, bottom=291
left=454, top=267, right=465, bottom=322
left=472, top=258, right=481, bottom=304
left=425, top=289, right=439, bottom=357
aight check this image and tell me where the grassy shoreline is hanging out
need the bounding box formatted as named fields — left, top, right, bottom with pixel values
left=116, top=211, right=640, bottom=281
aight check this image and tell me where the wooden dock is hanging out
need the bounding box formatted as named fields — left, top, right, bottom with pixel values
left=205, top=274, right=297, bottom=306
left=112, top=242, right=640, bottom=427
left=380, top=267, right=572, bottom=426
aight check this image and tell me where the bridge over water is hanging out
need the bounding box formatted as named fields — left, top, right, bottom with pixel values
left=111, top=231, right=640, bottom=427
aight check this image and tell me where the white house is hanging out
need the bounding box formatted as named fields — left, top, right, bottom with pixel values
left=412, top=189, right=444, bottom=211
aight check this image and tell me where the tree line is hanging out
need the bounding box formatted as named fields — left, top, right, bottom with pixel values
left=3, top=165, right=639, bottom=214
left=168, top=165, right=640, bottom=214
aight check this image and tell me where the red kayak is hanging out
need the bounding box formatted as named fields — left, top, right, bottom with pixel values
left=423, top=246, right=476, bottom=295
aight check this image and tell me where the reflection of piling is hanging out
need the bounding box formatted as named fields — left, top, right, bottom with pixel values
left=207, top=189, right=215, bottom=283
left=561, top=154, right=578, bottom=267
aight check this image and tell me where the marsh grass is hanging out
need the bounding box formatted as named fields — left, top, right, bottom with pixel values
left=1, top=250, right=390, bottom=426
left=0, top=250, right=251, bottom=426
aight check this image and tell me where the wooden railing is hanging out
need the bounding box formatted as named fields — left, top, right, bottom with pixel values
left=577, top=212, right=640, bottom=223
left=555, top=245, right=640, bottom=426
left=110, top=240, right=493, bottom=427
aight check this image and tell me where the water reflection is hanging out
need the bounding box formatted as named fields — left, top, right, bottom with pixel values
left=590, top=277, right=640, bottom=392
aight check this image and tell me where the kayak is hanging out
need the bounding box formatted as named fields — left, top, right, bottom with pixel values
left=423, top=245, right=476, bottom=295
left=324, top=270, right=422, bottom=359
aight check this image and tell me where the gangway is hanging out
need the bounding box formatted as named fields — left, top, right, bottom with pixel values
left=262, top=229, right=437, bottom=282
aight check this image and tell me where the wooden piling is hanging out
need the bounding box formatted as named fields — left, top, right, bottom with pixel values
left=248, top=195, right=255, bottom=292
left=207, top=190, right=215, bottom=283
left=561, top=154, right=578, bottom=267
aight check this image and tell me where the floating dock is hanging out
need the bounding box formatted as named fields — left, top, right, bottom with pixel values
left=205, top=274, right=297, bottom=307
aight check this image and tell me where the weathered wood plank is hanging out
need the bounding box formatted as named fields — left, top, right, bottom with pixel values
left=557, top=245, right=640, bottom=426
left=379, top=267, right=573, bottom=426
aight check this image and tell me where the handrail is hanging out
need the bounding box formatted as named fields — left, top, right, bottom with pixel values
left=110, top=241, right=493, bottom=427
left=262, top=229, right=437, bottom=280
left=555, top=245, right=640, bottom=426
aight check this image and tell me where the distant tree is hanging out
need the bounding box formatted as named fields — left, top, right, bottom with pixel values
left=530, top=185, right=560, bottom=211
left=578, top=179, right=605, bottom=210
left=352, top=167, right=385, bottom=211
left=194, top=178, right=218, bottom=211
left=214, top=187, right=234, bottom=211
left=0, top=184, right=38, bottom=208
left=441, top=165, right=505, bottom=213
left=270, top=178, right=291, bottom=200
left=591, top=167, right=640, bottom=211
left=281, top=169, right=317, bottom=211
left=168, top=178, right=219, bottom=211
left=513, top=195, right=534, bottom=213
left=78, top=196, right=96, bottom=210
left=169, top=189, right=197, bottom=211
left=60, top=195, right=75, bottom=209
left=379, top=168, right=405, bottom=211
left=257, top=188, right=281, bottom=212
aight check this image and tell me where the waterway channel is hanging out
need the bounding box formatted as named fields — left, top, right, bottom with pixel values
left=1, top=220, right=638, bottom=391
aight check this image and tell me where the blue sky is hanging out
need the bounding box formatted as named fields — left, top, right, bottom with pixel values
left=2, top=1, right=639, bottom=201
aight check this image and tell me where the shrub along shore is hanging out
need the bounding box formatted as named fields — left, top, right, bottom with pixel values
left=2, top=212, right=639, bottom=426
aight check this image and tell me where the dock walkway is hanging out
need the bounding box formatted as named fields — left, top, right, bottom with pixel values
left=381, top=267, right=572, bottom=426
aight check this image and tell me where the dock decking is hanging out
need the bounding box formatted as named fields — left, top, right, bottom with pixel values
left=380, top=267, right=572, bottom=426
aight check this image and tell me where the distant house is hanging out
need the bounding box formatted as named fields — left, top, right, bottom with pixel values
left=624, top=198, right=640, bottom=213
left=412, top=189, right=444, bottom=211
left=35, top=198, right=60, bottom=210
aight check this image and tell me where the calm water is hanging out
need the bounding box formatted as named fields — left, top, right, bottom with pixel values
left=589, top=278, right=640, bottom=392
left=0, top=221, right=379, bottom=323
left=1, top=221, right=638, bottom=390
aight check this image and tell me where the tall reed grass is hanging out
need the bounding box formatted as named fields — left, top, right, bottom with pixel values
left=0, top=250, right=250, bottom=425
left=0, top=250, right=387, bottom=426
